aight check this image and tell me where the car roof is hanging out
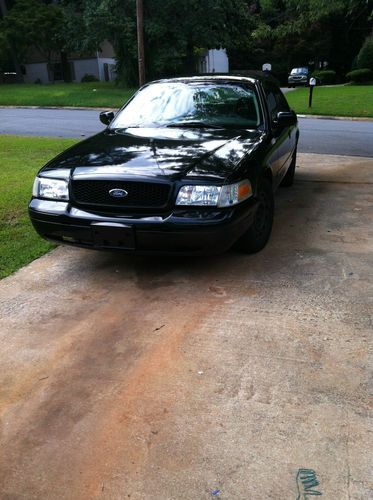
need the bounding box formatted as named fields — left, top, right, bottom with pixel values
left=149, top=72, right=276, bottom=86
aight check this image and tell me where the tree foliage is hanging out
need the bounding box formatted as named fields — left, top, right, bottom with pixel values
left=357, top=35, right=373, bottom=70
left=250, top=0, right=372, bottom=80
left=0, top=0, right=372, bottom=85
left=61, top=0, right=257, bottom=85
left=1, top=0, right=67, bottom=65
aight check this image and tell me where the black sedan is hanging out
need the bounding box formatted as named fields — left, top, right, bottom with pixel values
left=29, top=74, right=299, bottom=255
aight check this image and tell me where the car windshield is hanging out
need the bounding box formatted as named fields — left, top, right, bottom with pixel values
left=110, top=82, right=263, bottom=129
left=291, top=68, right=308, bottom=75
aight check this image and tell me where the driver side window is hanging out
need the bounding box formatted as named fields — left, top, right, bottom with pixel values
left=263, top=83, right=290, bottom=126
left=264, top=88, right=278, bottom=124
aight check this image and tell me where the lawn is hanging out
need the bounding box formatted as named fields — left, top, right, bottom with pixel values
left=0, top=135, right=78, bottom=279
left=285, top=85, right=373, bottom=118
left=0, top=82, right=135, bottom=108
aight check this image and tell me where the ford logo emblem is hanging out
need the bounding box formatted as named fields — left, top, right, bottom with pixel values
left=109, top=188, right=128, bottom=198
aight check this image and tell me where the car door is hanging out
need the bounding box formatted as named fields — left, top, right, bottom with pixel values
left=262, top=82, right=294, bottom=187
left=273, top=85, right=297, bottom=170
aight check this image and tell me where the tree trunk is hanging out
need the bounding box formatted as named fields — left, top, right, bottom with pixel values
left=61, top=52, right=72, bottom=83
left=185, top=41, right=196, bottom=75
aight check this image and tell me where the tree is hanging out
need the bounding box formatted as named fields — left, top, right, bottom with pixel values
left=1, top=0, right=71, bottom=82
left=62, top=0, right=258, bottom=86
left=358, top=35, right=373, bottom=70
left=250, top=0, right=373, bottom=80
left=0, top=0, right=24, bottom=81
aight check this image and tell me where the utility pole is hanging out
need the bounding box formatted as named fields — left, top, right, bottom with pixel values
left=136, top=0, right=145, bottom=87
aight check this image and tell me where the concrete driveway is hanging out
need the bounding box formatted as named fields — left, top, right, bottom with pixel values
left=0, top=153, right=372, bottom=499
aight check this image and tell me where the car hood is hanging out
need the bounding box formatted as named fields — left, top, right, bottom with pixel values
left=42, top=127, right=265, bottom=182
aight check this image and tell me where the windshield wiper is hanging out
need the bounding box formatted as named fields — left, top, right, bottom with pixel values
left=166, top=121, right=223, bottom=129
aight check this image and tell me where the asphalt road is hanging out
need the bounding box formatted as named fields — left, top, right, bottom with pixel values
left=1, top=107, right=372, bottom=156
left=1, top=153, right=372, bottom=498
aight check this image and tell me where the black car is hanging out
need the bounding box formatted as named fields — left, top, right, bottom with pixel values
left=29, top=74, right=299, bottom=255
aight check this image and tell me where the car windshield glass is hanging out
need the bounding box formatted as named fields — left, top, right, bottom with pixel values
left=291, top=68, right=308, bottom=75
left=110, top=82, right=263, bottom=129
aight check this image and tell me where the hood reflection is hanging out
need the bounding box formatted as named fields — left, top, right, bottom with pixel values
left=43, top=127, right=265, bottom=182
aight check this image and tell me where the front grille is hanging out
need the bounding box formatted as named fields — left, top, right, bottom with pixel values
left=71, top=179, right=171, bottom=209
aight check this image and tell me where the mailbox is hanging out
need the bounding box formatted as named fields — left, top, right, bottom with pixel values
left=308, top=77, right=316, bottom=107
left=309, top=77, right=316, bottom=86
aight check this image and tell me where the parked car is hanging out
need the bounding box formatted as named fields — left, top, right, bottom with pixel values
left=288, top=67, right=309, bottom=87
left=29, top=74, right=299, bottom=255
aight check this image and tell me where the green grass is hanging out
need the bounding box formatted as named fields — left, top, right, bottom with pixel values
left=0, top=82, right=135, bottom=108
left=0, top=135, right=78, bottom=279
left=285, top=85, right=373, bottom=118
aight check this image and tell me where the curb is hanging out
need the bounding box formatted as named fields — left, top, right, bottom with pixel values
left=297, top=114, right=373, bottom=122
left=0, top=105, right=118, bottom=112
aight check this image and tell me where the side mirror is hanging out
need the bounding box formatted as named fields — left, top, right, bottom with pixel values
left=100, top=111, right=114, bottom=126
left=276, top=110, right=297, bottom=127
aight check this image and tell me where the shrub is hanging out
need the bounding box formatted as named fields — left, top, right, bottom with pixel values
left=81, top=73, right=99, bottom=83
left=312, top=70, right=336, bottom=85
left=345, top=68, right=372, bottom=83
left=357, top=37, right=373, bottom=71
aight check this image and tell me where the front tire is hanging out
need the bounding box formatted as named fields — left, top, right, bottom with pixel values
left=237, top=179, right=274, bottom=254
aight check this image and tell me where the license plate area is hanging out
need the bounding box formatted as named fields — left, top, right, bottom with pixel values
left=91, top=223, right=135, bottom=249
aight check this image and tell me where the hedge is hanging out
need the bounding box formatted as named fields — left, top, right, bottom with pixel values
left=345, top=68, right=373, bottom=83
left=312, top=70, right=336, bottom=84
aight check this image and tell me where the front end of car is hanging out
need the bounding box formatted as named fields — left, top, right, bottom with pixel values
left=288, top=72, right=309, bottom=87
left=29, top=171, right=259, bottom=255
left=288, top=68, right=309, bottom=87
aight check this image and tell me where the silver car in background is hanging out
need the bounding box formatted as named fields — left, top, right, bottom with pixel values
left=288, top=67, right=309, bottom=87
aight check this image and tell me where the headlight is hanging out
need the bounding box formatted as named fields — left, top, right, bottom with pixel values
left=32, top=177, right=69, bottom=200
left=176, top=185, right=221, bottom=206
left=176, top=180, right=252, bottom=207
left=218, top=180, right=252, bottom=207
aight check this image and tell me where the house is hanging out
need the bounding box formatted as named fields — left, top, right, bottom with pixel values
left=16, top=42, right=228, bottom=84
left=22, top=40, right=117, bottom=83
left=198, top=48, right=229, bottom=74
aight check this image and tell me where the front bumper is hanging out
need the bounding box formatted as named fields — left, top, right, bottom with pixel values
left=288, top=78, right=308, bottom=86
left=29, top=198, right=258, bottom=255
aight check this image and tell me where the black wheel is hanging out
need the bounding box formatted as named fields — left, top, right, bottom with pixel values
left=280, top=147, right=297, bottom=187
left=237, top=179, right=274, bottom=254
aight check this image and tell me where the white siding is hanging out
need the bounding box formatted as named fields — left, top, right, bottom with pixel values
left=73, top=59, right=100, bottom=82
left=204, top=49, right=229, bottom=73
left=22, top=58, right=115, bottom=83
left=97, top=57, right=117, bottom=81
left=23, top=63, right=49, bottom=83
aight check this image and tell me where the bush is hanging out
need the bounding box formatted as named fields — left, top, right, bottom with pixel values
left=81, top=73, right=99, bottom=83
left=312, top=70, right=336, bottom=85
left=345, top=68, right=372, bottom=83
left=357, top=37, right=373, bottom=71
